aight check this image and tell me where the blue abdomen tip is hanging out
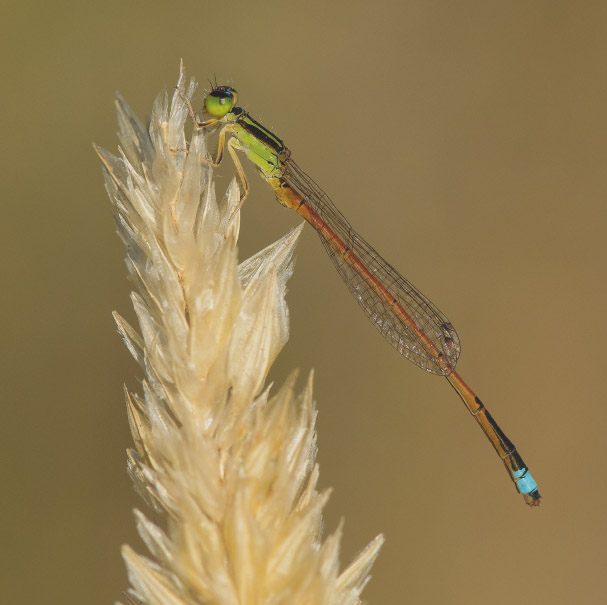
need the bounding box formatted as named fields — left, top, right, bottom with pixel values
left=513, top=469, right=538, bottom=494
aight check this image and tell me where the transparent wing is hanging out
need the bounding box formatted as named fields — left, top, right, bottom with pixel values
left=282, top=159, right=461, bottom=375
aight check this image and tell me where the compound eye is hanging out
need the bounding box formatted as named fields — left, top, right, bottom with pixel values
left=204, top=87, right=238, bottom=118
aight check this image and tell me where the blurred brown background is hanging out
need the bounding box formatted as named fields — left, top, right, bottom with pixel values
left=3, top=1, right=607, bottom=603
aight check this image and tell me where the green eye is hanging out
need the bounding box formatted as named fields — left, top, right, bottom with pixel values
left=204, top=86, right=238, bottom=118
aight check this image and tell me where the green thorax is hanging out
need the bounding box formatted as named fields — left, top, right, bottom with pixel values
left=227, top=107, right=289, bottom=179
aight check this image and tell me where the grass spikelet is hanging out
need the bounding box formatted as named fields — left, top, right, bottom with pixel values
left=95, top=64, right=384, bottom=604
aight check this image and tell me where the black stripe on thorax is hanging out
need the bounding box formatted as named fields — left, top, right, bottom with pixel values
left=235, top=108, right=287, bottom=154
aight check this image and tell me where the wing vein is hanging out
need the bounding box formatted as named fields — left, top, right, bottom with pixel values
left=283, top=159, right=461, bottom=375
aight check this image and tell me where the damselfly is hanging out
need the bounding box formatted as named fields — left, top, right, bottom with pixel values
left=186, top=85, right=541, bottom=507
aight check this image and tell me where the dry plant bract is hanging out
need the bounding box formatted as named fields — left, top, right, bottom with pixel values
left=95, top=65, right=384, bottom=605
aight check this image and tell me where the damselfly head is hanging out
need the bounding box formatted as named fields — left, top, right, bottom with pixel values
left=204, top=86, right=238, bottom=118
